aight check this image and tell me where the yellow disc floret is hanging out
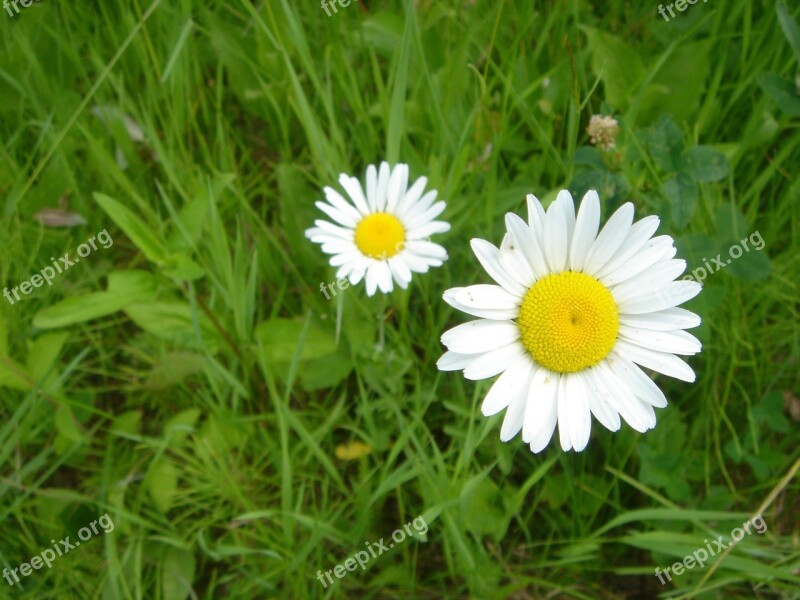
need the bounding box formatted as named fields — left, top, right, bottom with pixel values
left=354, top=212, right=406, bottom=259
left=517, top=271, right=619, bottom=373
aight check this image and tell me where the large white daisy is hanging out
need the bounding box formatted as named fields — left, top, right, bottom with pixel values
left=305, top=162, right=450, bottom=296
left=437, top=190, right=702, bottom=453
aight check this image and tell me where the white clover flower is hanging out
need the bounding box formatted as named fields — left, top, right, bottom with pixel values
left=587, top=114, right=620, bottom=150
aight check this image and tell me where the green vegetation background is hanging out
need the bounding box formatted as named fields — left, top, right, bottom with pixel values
left=0, top=0, right=798, bottom=598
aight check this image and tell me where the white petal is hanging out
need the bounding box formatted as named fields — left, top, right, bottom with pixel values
left=556, top=376, right=573, bottom=451
left=407, top=189, right=439, bottom=219
left=366, top=164, right=378, bottom=211
left=594, top=215, right=661, bottom=279
left=587, top=383, right=621, bottom=432
left=336, top=256, right=368, bottom=280
left=449, top=284, right=519, bottom=310
left=542, top=200, right=569, bottom=272
left=464, top=342, right=527, bottom=381
left=554, top=190, right=576, bottom=244
left=401, top=252, right=436, bottom=273
left=408, top=220, right=450, bottom=240
left=387, top=256, right=412, bottom=288
left=619, top=308, right=702, bottom=331
left=590, top=363, right=656, bottom=432
left=565, top=372, right=592, bottom=451
left=396, top=175, right=428, bottom=218
left=375, top=162, right=391, bottom=211
left=610, top=259, right=688, bottom=305
left=323, top=187, right=365, bottom=221
left=614, top=339, right=696, bottom=382
left=328, top=250, right=361, bottom=266
left=526, top=193, right=546, bottom=237
left=348, top=263, right=369, bottom=285
left=505, top=213, right=549, bottom=281
left=500, top=358, right=535, bottom=441
left=569, top=190, right=600, bottom=272
left=386, top=164, right=409, bottom=213
left=339, top=174, right=371, bottom=216
left=523, top=368, right=559, bottom=452
left=405, top=201, right=448, bottom=230
left=437, top=350, right=478, bottom=372
left=481, top=353, right=533, bottom=416
left=310, top=219, right=353, bottom=240
left=616, top=280, right=702, bottom=314
left=599, top=235, right=676, bottom=287
left=405, top=240, right=448, bottom=260
left=499, top=232, right=536, bottom=288
left=470, top=239, right=527, bottom=296
left=606, top=353, right=668, bottom=408
left=441, top=319, right=521, bottom=354
left=365, top=264, right=379, bottom=296
left=315, top=201, right=358, bottom=228
left=583, top=203, right=634, bottom=275
left=443, top=287, right=520, bottom=321
left=619, top=326, right=702, bottom=356
left=374, top=261, right=393, bottom=293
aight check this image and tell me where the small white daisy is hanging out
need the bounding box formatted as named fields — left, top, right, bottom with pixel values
left=305, top=162, right=450, bottom=296
left=437, top=190, right=702, bottom=453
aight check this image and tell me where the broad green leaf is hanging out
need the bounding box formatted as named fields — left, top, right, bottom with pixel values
left=147, top=459, right=179, bottom=513
left=460, top=470, right=508, bottom=540
left=123, top=302, right=218, bottom=348
left=645, top=115, right=685, bottom=172
left=641, top=41, right=711, bottom=123
left=110, top=411, right=142, bottom=436
left=143, top=352, right=207, bottom=390
left=663, top=172, right=698, bottom=228
left=164, top=409, right=202, bottom=444
left=95, top=193, right=168, bottom=263
left=55, top=405, right=85, bottom=443
left=300, top=351, right=353, bottom=391
left=107, top=270, right=160, bottom=299
left=33, top=270, right=158, bottom=329
left=26, top=332, right=70, bottom=382
left=581, top=27, right=645, bottom=109
left=686, top=146, right=729, bottom=183
left=254, top=318, right=338, bottom=364
left=720, top=241, right=771, bottom=280
left=33, top=292, right=129, bottom=329
left=162, top=254, right=205, bottom=281
left=162, top=547, right=196, bottom=600
left=674, top=234, right=719, bottom=272
left=757, top=72, right=800, bottom=116
left=0, top=354, right=32, bottom=390
left=595, top=509, right=752, bottom=537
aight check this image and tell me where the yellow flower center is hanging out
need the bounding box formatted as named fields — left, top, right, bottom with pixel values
left=517, top=271, right=619, bottom=373
left=354, top=212, right=406, bottom=259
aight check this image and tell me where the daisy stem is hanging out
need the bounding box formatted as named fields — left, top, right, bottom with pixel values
left=376, top=295, right=387, bottom=352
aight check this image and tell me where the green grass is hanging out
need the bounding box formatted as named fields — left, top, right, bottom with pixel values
left=1, top=0, right=799, bottom=598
